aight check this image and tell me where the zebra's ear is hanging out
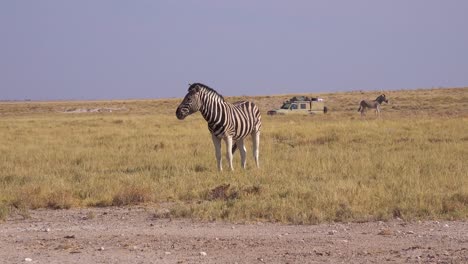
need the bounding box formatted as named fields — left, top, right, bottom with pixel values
left=192, top=85, right=201, bottom=92
left=188, top=84, right=201, bottom=93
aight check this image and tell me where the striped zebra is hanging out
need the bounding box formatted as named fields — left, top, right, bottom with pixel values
left=176, top=83, right=262, bottom=171
left=358, top=94, right=388, bottom=117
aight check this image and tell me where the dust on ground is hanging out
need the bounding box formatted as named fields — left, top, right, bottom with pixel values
left=1, top=207, right=467, bottom=264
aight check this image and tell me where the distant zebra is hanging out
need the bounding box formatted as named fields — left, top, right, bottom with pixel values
left=176, top=83, right=262, bottom=171
left=358, top=94, right=388, bottom=117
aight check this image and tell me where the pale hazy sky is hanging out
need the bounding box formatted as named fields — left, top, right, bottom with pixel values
left=1, top=1, right=467, bottom=100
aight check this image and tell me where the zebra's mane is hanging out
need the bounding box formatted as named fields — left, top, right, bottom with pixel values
left=376, top=94, right=385, bottom=100
left=189, top=83, right=225, bottom=101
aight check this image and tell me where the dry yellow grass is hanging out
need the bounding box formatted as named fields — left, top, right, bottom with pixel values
left=1, top=87, right=467, bottom=223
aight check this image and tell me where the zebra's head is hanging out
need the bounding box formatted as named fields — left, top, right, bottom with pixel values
left=377, top=94, right=388, bottom=104
left=176, top=84, right=202, bottom=120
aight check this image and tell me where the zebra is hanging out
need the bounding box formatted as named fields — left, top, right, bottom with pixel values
left=176, top=83, right=262, bottom=171
left=358, top=94, right=388, bottom=117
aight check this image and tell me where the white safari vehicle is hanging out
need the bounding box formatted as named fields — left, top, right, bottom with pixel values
left=267, top=96, right=328, bottom=115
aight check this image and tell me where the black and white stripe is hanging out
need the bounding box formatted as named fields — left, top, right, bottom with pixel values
left=176, top=83, right=261, bottom=171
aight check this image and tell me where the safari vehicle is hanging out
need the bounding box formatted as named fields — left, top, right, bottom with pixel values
left=267, top=96, right=328, bottom=115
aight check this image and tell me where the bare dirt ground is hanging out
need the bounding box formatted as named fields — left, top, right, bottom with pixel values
left=1, top=207, right=467, bottom=264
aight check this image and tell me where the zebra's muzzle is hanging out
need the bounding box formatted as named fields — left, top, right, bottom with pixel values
left=176, top=107, right=188, bottom=120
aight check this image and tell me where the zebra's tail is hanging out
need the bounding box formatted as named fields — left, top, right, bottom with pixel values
left=232, top=143, right=237, bottom=154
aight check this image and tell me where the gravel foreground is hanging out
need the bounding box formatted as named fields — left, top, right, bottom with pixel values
left=1, top=207, right=467, bottom=264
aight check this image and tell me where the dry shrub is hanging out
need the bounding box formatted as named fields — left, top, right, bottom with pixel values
left=11, top=187, right=75, bottom=210
left=0, top=204, right=9, bottom=221
left=12, top=186, right=46, bottom=209
left=194, top=164, right=208, bottom=172
left=306, top=208, right=322, bottom=224
left=112, top=185, right=153, bottom=206
left=428, top=138, right=453, bottom=143
left=243, top=185, right=262, bottom=195
left=91, top=200, right=113, bottom=207
left=442, top=193, right=468, bottom=214
left=169, top=203, right=193, bottom=218
left=208, top=184, right=239, bottom=201
left=151, top=208, right=171, bottom=219
left=153, top=142, right=165, bottom=151
left=392, top=207, right=403, bottom=219
left=394, top=137, right=413, bottom=143
left=310, top=133, right=339, bottom=145
left=8, top=200, right=31, bottom=219
left=46, top=190, right=75, bottom=209
left=334, top=203, right=353, bottom=222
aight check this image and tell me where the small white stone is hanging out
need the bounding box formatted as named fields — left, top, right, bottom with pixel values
left=164, top=251, right=171, bottom=255
left=25, top=258, right=32, bottom=262
left=98, top=247, right=105, bottom=251
left=200, top=251, right=207, bottom=256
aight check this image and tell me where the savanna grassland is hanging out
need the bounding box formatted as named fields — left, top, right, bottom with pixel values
left=1, top=87, right=467, bottom=224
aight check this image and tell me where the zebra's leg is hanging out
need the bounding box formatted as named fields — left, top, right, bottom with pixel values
left=211, top=134, right=222, bottom=171
left=236, top=139, right=247, bottom=169
left=224, top=136, right=234, bottom=171
left=252, top=131, right=260, bottom=168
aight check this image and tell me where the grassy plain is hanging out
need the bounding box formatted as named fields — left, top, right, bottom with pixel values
left=1, top=87, right=467, bottom=224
